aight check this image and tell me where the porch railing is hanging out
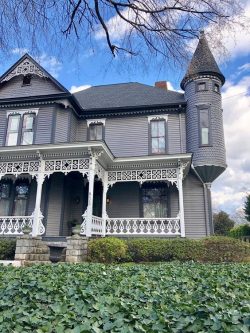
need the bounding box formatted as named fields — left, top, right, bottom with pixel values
left=106, top=217, right=181, bottom=235
left=0, top=216, right=33, bottom=235
left=80, top=215, right=104, bottom=236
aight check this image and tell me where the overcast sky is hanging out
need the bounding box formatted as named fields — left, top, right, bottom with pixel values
left=1, top=1, right=250, bottom=219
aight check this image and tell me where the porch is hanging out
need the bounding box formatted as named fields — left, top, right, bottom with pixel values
left=0, top=142, right=191, bottom=238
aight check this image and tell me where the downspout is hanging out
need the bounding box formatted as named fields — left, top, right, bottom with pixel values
left=191, top=164, right=211, bottom=236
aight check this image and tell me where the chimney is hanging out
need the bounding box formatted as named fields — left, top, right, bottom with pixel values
left=155, top=81, right=168, bottom=90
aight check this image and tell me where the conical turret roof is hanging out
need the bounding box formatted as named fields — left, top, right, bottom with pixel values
left=180, top=32, right=225, bottom=89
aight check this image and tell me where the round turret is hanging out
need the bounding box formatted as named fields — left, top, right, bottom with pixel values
left=181, top=32, right=227, bottom=183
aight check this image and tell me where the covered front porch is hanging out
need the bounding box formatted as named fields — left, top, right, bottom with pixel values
left=0, top=142, right=191, bottom=238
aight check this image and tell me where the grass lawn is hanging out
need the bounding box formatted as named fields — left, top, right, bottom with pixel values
left=0, top=262, right=249, bottom=332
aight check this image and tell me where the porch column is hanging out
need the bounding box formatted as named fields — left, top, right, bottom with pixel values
left=86, top=155, right=96, bottom=237
left=32, top=168, right=46, bottom=237
left=178, top=163, right=186, bottom=237
left=101, top=172, right=109, bottom=237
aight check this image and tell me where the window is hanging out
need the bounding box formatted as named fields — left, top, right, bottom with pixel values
left=6, top=114, right=21, bottom=146
left=89, top=124, right=103, bottom=140
left=0, top=182, right=11, bottom=216
left=21, top=113, right=35, bottom=145
left=214, top=83, right=220, bottom=93
left=23, top=74, right=31, bottom=86
left=142, top=184, right=168, bottom=218
left=6, top=113, right=35, bottom=146
left=13, top=182, right=29, bottom=216
left=199, top=109, right=210, bottom=145
left=197, top=82, right=206, bottom=91
left=150, top=120, right=166, bottom=154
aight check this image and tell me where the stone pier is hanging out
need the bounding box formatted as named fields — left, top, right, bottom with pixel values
left=65, top=235, right=88, bottom=263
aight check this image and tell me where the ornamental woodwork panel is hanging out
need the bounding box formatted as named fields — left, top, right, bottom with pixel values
left=107, top=168, right=178, bottom=184
left=44, top=158, right=89, bottom=174
left=0, top=161, right=39, bottom=175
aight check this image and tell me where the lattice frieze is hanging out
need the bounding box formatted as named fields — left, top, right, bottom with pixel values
left=44, top=158, right=89, bottom=175
left=2, top=59, right=48, bottom=82
left=0, top=160, right=39, bottom=175
left=107, top=168, right=178, bottom=184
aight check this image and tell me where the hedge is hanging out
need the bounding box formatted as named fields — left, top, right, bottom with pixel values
left=88, top=236, right=250, bottom=263
left=0, top=238, right=16, bottom=260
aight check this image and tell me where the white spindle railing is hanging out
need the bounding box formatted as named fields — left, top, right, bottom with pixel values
left=80, top=214, right=104, bottom=236
left=106, top=217, right=181, bottom=235
left=0, top=216, right=33, bottom=235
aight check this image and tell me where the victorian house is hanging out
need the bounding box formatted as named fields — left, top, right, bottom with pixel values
left=0, top=33, right=226, bottom=239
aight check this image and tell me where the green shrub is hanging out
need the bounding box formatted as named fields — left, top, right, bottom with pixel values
left=201, top=236, right=250, bottom=263
left=88, top=237, right=128, bottom=263
left=228, top=224, right=250, bottom=238
left=0, top=238, right=16, bottom=260
left=126, top=238, right=203, bottom=262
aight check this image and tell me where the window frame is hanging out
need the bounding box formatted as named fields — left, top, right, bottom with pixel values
left=5, top=112, right=36, bottom=147
left=196, top=81, right=207, bottom=92
left=149, top=118, right=168, bottom=155
left=198, top=106, right=212, bottom=147
left=140, top=182, right=170, bottom=218
left=21, top=113, right=36, bottom=145
left=213, top=82, right=220, bottom=94
left=88, top=123, right=104, bottom=141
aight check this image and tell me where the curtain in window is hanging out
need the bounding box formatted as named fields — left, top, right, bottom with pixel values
left=151, top=120, right=166, bottom=154
left=0, top=183, right=11, bottom=215
left=142, top=185, right=167, bottom=218
left=13, top=183, right=29, bottom=216
left=89, top=124, right=103, bottom=140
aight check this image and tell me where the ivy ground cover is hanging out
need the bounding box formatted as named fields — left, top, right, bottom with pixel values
left=0, top=263, right=249, bottom=333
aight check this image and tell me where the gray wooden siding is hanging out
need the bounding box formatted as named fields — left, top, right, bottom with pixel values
left=27, top=180, right=36, bottom=215
left=69, top=112, right=78, bottom=142
left=183, top=173, right=208, bottom=238
left=0, top=76, right=62, bottom=99
left=170, top=187, right=179, bottom=217
left=46, top=173, right=64, bottom=236
left=34, top=106, right=54, bottom=144
left=76, top=120, right=87, bottom=142
left=168, top=114, right=182, bottom=154
left=105, top=117, right=148, bottom=157
left=0, top=110, right=7, bottom=146
left=107, top=182, right=140, bottom=217
left=54, top=108, right=70, bottom=143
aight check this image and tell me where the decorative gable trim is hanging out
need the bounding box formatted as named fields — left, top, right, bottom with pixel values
left=87, top=118, right=106, bottom=127
left=147, top=114, right=168, bottom=123
left=2, top=58, right=48, bottom=83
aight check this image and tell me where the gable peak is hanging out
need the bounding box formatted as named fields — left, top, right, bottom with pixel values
left=1, top=54, right=49, bottom=83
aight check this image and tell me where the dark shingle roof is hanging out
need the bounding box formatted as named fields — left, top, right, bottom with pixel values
left=73, top=82, right=185, bottom=110
left=180, top=32, right=225, bottom=89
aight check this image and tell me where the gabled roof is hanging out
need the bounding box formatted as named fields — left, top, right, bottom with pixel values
left=0, top=53, right=69, bottom=94
left=180, top=32, right=225, bottom=89
left=73, top=82, right=185, bottom=110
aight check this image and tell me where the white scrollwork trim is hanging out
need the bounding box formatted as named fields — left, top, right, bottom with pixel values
left=147, top=114, right=168, bottom=122
left=7, top=109, right=39, bottom=117
left=87, top=118, right=106, bottom=127
left=2, top=58, right=48, bottom=82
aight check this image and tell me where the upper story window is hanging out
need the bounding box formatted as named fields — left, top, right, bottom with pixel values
left=23, top=74, right=31, bottom=86
left=199, top=108, right=211, bottom=146
left=6, top=113, right=36, bottom=146
left=197, top=82, right=206, bottom=91
left=87, top=119, right=106, bottom=141
left=214, top=83, right=220, bottom=93
left=89, top=124, right=103, bottom=140
left=150, top=119, right=166, bottom=154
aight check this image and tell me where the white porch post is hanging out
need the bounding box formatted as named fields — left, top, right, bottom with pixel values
left=32, top=160, right=46, bottom=237
left=178, top=163, right=186, bottom=237
left=101, top=172, right=109, bottom=237
left=86, top=155, right=96, bottom=237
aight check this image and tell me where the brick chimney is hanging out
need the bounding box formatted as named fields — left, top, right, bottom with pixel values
left=155, top=81, right=168, bottom=90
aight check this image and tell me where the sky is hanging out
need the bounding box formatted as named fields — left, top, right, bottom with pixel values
left=0, top=2, right=250, bottom=221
